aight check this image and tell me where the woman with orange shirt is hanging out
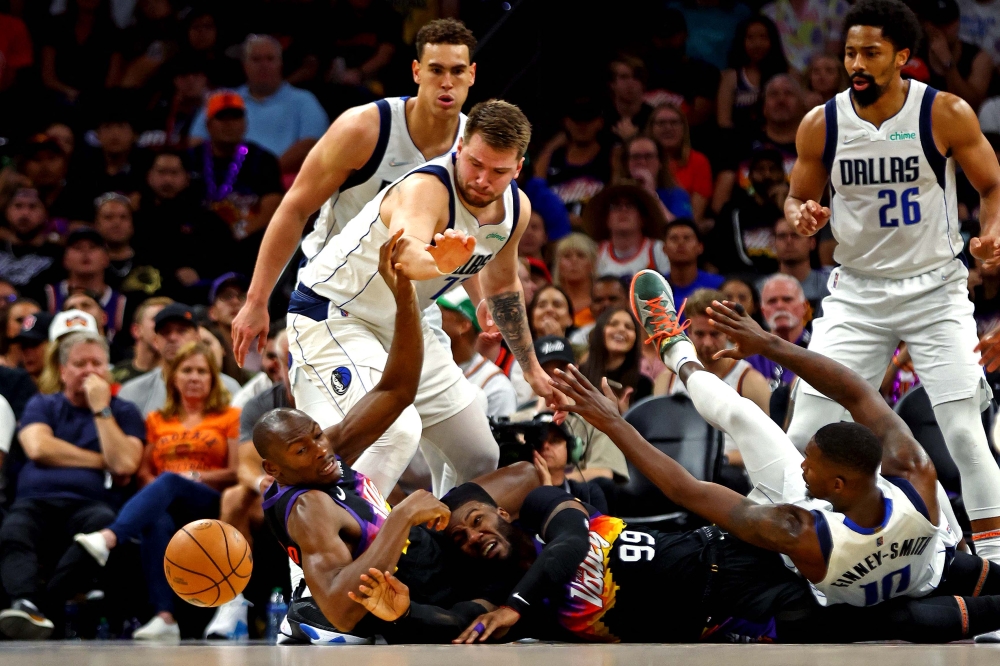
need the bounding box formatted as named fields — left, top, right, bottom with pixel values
left=74, top=342, right=239, bottom=641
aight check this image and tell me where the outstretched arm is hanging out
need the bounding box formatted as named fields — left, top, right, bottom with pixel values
left=547, top=366, right=826, bottom=578
left=326, top=231, right=423, bottom=461
left=707, top=301, right=939, bottom=510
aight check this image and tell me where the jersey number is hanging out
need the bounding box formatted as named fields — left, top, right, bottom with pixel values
left=618, top=530, right=655, bottom=562
left=860, top=564, right=911, bottom=606
left=877, top=188, right=921, bottom=227
left=430, top=276, right=470, bottom=300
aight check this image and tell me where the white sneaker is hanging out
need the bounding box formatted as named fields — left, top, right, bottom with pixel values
left=133, top=615, right=180, bottom=642
left=74, top=532, right=110, bottom=567
left=975, top=629, right=1000, bottom=643
left=204, top=594, right=249, bottom=639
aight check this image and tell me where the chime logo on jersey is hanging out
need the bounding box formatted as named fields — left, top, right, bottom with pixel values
left=331, top=367, right=352, bottom=395
left=558, top=515, right=625, bottom=641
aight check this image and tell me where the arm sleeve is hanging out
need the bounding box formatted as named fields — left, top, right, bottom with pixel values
left=505, top=486, right=592, bottom=616
left=20, top=394, right=50, bottom=428
left=378, top=600, right=488, bottom=644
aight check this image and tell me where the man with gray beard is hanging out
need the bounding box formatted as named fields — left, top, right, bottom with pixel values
left=745, top=274, right=810, bottom=390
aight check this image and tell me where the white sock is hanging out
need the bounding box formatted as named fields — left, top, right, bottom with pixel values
left=973, top=532, right=1000, bottom=562
left=663, top=339, right=699, bottom=375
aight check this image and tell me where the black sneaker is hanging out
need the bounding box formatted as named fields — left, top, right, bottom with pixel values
left=0, top=599, right=55, bottom=640
left=277, top=595, right=374, bottom=645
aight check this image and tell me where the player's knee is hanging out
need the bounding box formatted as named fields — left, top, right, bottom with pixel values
left=385, top=407, right=423, bottom=452
left=463, top=439, right=500, bottom=480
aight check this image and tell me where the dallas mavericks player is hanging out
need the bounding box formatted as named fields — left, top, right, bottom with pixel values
left=781, top=0, right=1000, bottom=572
left=290, top=100, right=552, bottom=498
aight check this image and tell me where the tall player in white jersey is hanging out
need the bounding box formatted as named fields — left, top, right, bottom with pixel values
left=781, top=0, right=1000, bottom=574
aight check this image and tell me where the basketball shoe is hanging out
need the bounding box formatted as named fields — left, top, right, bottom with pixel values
left=630, top=270, right=696, bottom=372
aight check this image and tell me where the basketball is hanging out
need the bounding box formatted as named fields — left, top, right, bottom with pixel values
left=163, top=519, right=253, bottom=608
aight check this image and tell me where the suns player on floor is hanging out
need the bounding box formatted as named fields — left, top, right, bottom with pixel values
left=779, top=0, right=1000, bottom=588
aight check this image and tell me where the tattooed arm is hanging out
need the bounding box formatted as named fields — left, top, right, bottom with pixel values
left=479, top=191, right=553, bottom=400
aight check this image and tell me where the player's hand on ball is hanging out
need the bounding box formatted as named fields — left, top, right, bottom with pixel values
left=546, top=365, right=622, bottom=433
left=706, top=300, right=771, bottom=360
left=348, top=568, right=410, bottom=622
left=971, top=235, right=1000, bottom=272
left=378, top=229, right=415, bottom=300
left=427, top=229, right=476, bottom=275
left=976, top=328, right=1000, bottom=372
left=454, top=606, right=520, bottom=644
left=397, top=489, right=450, bottom=531
left=794, top=200, right=830, bottom=236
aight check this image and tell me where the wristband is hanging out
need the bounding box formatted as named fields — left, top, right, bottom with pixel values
left=93, top=406, right=113, bottom=419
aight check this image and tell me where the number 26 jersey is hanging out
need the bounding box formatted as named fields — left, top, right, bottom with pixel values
left=824, top=80, right=962, bottom=279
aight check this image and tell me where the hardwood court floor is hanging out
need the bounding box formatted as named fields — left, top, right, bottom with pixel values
left=1, top=642, right=999, bottom=666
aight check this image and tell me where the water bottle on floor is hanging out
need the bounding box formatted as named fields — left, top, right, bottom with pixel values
left=96, top=617, right=110, bottom=640
left=265, top=588, right=287, bottom=643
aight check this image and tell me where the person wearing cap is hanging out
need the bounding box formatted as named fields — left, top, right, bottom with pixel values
left=36, top=309, right=103, bottom=395
left=0, top=188, right=62, bottom=302
left=118, top=303, right=242, bottom=416
left=919, top=0, right=994, bottom=111
left=12, top=312, right=54, bottom=385
left=438, top=287, right=517, bottom=419
left=530, top=412, right=610, bottom=513
left=205, top=272, right=253, bottom=385
left=534, top=96, right=612, bottom=221
left=584, top=180, right=671, bottom=280
left=705, top=147, right=787, bottom=275
left=0, top=329, right=144, bottom=640
left=43, top=228, right=126, bottom=344
left=188, top=90, right=284, bottom=273
left=189, top=34, right=328, bottom=174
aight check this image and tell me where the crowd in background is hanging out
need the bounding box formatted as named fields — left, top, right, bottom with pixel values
left=0, top=0, right=1000, bottom=642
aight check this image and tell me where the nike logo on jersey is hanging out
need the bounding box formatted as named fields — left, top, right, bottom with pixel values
left=512, top=593, right=529, bottom=606
left=842, top=131, right=869, bottom=144
left=388, top=159, right=413, bottom=167
left=839, top=157, right=919, bottom=186
left=335, top=487, right=346, bottom=501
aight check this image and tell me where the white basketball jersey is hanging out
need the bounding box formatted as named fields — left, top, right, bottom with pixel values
left=294, top=153, right=521, bottom=331
left=302, top=97, right=467, bottom=261
left=798, top=476, right=957, bottom=607
left=825, top=81, right=962, bottom=279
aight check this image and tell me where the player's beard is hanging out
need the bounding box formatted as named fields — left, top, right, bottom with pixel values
left=456, top=177, right=501, bottom=208
left=851, top=73, right=884, bottom=108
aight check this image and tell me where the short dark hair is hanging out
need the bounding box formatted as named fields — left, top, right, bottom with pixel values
left=843, top=0, right=922, bottom=54
left=665, top=218, right=701, bottom=241
left=441, top=482, right=497, bottom=512
left=595, top=274, right=626, bottom=288
left=813, top=422, right=883, bottom=475
left=464, top=100, right=532, bottom=159
left=415, top=18, right=477, bottom=61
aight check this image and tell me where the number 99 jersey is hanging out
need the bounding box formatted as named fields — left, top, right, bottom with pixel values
left=824, top=81, right=962, bottom=280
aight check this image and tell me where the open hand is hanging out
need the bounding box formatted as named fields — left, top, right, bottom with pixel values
left=347, top=568, right=410, bottom=622
left=792, top=200, right=830, bottom=236
left=706, top=300, right=771, bottom=360
left=976, top=327, right=1000, bottom=372
left=547, top=365, right=622, bottom=434
left=427, top=229, right=476, bottom=275
left=454, top=606, right=520, bottom=644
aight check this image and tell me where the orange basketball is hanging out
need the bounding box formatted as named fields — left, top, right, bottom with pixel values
left=163, top=519, right=253, bottom=607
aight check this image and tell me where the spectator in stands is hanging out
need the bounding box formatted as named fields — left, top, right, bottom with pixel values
left=11, top=312, right=53, bottom=386
left=585, top=181, right=670, bottom=279
left=322, top=0, right=401, bottom=94
left=43, top=123, right=76, bottom=161
left=717, top=16, right=789, bottom=134
left=119, top=0, right=181, bottom=89
left=75, top=341, right=239, bottom=642
left=664, top=218, right=724, bottom=306
left=205, top=273, right=252, bottom=385
left=803, top=54, right=849, bottom=108
left=119, top=303, right=241, bottom=415
left=177, top=8, right=242, bottom=88
left=231, top=326, right=285, bottom=409
left=570, top=275, right=628, bottom=346
left=517, top=212, right=548, bottom=264
left=45, top=228, right=126, bottom=342
left=0, top=8, right=33, bottom=93
left=715, top=74, right=806, bottom=211
left=187, top=92, right=284, bottom=274
left=532, top=414, right=609, bottom=513
left=191, top=35, right=329, bottom=174
left=762, top=0, right=848, bottom=74
left=581, top=306, right=652, bottom=409
left=621, top=135, right=693, bottom=221
left=528, top=285, right=577, bottom=341
left=0, top=330, right=143, bottom=640
left=134, top=149, right=237, bottom=292
left=70, top=106, right=146, bottom=207
left=706, top=148, right=787, bottom=275
left=61, top=291, right=110, bottom=338
left=957, top=0, right=1000, bottom=68
left=761, top=218, right=831, bottom=311
left=519, top=174, right=573, bottom=243
left=112, top=297, right=171, bottom=384
left=607, top=54, right=654, bottom=143
left=552, top=233, right=598, bottom=328
left=0, top=189, right=62, bottom=302
left=534, top=97, right=611, bottom=220
left=920, top=0, right=994, bottom=112
left=19, top=135, right=82, bottom=225
left=667, top=0, right=752, bottom=71
left=647, top=104, right=714, bottom=225
left=138, top=54, right=209, bottom=149
left=438, top=287, right=517, bottom=419
left=4, top=299, right=41, bottom=369
left=36, top=310, right=102, bottom=395
left=746, top=273, right=811, bottom=388
left=40, top=0, right=124, bottom=103
left=198, top=326, right=226, bottom=370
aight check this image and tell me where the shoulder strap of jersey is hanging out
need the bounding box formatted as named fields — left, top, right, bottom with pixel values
left=341, top=99, right=393, bottom=192
left=497, top=179, right=521, bottom=255
left=821, top=97, right=838, bottom=174
left=883, top=476, right=931, bottom=521
left=810, top=509, right=834, bottom=565
left=918, top=86, right=947, bottom=189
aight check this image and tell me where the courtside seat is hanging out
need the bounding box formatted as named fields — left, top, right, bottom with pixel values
left=615, top=394, right=724, bottom=532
